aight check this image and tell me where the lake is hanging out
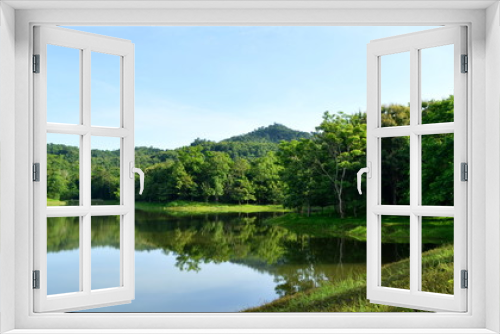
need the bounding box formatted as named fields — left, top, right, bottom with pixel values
left=46, top=210, right=421, bottom=312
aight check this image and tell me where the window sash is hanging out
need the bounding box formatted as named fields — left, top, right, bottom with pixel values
left=366, top=26, right=467, bottom=312
left=32, top=25, right=136, bottom=313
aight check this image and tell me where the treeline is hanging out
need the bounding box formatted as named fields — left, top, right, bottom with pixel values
left=47, top=144, right=121, bottom=202
left=47, top=124, right=296, bottom=204
left=47, top=96, right=454, bottom=218
left=143, top=148, right=283, bottom=204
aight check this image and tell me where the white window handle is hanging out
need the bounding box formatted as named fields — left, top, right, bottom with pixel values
left=357, top=162, right=371, bottom=195
left=129, top=162, right=145, bottom=195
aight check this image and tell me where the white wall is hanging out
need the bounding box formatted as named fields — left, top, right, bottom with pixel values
left=0, top=2, right=15, bottom=333
left=485, top=2, right=500, bottom=333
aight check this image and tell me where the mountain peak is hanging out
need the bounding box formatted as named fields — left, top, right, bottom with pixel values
left=223, top=123, right=312, bottom=144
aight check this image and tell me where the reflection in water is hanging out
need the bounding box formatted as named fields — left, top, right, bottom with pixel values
left=132, top=211, right=370, bottom=300
left=45, top=211, right=444, bottom=312
left=47, top=217, right=80, bottom=295
left=91, top=216, right=121, bottom=290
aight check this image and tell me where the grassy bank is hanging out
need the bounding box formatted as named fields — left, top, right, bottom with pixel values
left=244, top=244, right=453, bottom=312
left=135, top=201, right=290, bottom=214
left=47, top=199, right=120, bottom=206
left=47, top=199, right=67, bottom=206
left=47, top=199, right=286, bottom=214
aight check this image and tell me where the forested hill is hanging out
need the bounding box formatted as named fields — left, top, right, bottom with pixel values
left=189, top=123, right=312, bottom=159
left=223, top=123, right=312, bottom=143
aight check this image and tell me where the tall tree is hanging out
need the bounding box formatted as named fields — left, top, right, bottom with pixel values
left=278, top=139, right=320, bottom=216
left=310, top=111, right=366, bottom=218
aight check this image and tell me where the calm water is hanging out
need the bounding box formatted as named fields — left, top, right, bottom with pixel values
left=46, top=211, right=417, bottom=312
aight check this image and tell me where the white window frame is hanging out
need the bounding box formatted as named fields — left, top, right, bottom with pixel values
left=1, top=2, right=498, bottom=333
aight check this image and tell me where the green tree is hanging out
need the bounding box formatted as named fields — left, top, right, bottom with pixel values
left=47, top=155, right=69, bottom=200
left=381, top=103, right=411, bottom=127
left=227, top=158, right=256, bottom=204
left=380, top=104, right=410, bottom=205
left=422, top=95, right=454, bottom=124
left=250, top=152, right=284, bottom=204
left=311, top=111, right=366, bottom=218
left=91, top=165, right=119, bottom=201
left=170, top=161, right=197, bottom=200
left=278, top=139, right=319, bottom=216
left=142, top=161, right=175, bottom=202
left=177, top=146, right=205, bottom=175
left=199, top=151, right=232, bottom=202
left=421, top=134, right=454, bottom=206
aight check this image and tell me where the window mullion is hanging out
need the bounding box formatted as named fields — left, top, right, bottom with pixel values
left=81, top=214, right=91, bottom=293
left=82, top=47, right=91, bottom=209
left=82, top=47, right=92, bottom=294
left=409, top=47, right=420, bottom=294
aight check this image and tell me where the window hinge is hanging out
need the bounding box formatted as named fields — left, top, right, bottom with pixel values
left=33, top=163, right=40, bottom=182
left=461, top=162, right=468, bottom=182
left=461, top=54, right=468, bottom=73
left=33, top=54, right=40, bottom=73
left=461, top=270, right=468, bottom=289
left=33, top=270, right=40, bottom=289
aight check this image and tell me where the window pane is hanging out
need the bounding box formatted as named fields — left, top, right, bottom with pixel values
left=421, top=217, right=454, bottom=294
left=91, top=52, right=121, bottom=127
left=381, top=215, right=410, bottom=290
left=91, top=215, right=121, bottom=290
left=47, top=216, right=80, bottom=295
left=91, top=136, right=121, bottom=205
left=47, top=45, right=81, bottom=125
left=381, top=136, right=410, bottom=205
left=381, top=52, right=410, bottom=127
left=421, top=133, right=454, bottom=206
left=47, top=134, right=80, bottom=206
left=421, top=45, right=454, bottom=124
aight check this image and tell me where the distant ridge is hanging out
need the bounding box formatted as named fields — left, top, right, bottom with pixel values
left=222, top=123, right=312, bottom=144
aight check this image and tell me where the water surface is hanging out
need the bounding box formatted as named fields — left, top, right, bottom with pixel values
left=46, top=211, right=416, bottom=312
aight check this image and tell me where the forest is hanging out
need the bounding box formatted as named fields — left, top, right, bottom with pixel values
left=47, top=96, right=454, bottom=218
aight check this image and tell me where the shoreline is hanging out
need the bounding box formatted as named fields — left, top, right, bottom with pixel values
left=243, top=244, right=453, bottom=312
left=135, top=201, right=290, bottom=214
left=48, top=199, right=290, bottom=214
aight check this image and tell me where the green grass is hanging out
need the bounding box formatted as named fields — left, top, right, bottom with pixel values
left=47, top=199, right=66, bottom=206
left=47, top=199, right=120, bottom=206
left=248, top=213, right=454, bottom=312
left=244, top=244, right=454, bottom=312
left=135, top=201, right=291, bottom=215
left=48, top=198, right=288, bottom=214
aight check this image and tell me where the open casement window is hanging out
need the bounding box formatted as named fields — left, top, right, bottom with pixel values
left=33, top=26, right=138, bottom=312
left=364, top=26, right=467, bottom=312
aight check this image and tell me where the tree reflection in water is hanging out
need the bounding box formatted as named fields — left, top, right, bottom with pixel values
left=47, top=211, right=430, bottom=298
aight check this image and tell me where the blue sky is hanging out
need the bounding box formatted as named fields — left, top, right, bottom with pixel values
left=48, top=26, right=453, bottom=150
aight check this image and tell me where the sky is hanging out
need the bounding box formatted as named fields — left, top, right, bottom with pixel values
left=47, top=26, right=454, bottom=150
